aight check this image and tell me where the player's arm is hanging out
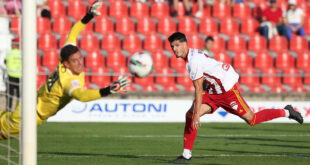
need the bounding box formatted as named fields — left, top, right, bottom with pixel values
left=65, top=1, right=102, bottom=45
left=192, top=77, right=204, bottom=130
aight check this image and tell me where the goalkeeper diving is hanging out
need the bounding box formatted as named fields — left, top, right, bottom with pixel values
left=0, top=1, right=129, bottom=140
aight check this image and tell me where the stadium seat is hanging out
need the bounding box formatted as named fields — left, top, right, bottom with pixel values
left=155, top=67, right=179, bottom=92
left=304, top=17, right=310, bottom=36
left=10, top=16, right=20, bottom=34
left=303, top=69, right=310, bottom=86
left=213, top=50, right=232, bottom=64
left=233, top=50, right=253, bottom=71
left=37, top=66, right=46, bottom=88
left=212, top=2, right=231, bottom=20
left=52, top=15, right=72, bottom=35
left=291, top=85, right=308, bottom=93
left=38, top=33, right=57, bottom=51
left=233, top=3, right=252, bottom=20
left=80, top=33, right=100, bottom=51
left=137, top=17, right=156, bottom=35
left=94, top=16, right=114, bottom=34
left=122, top=33, right=143, bottom=53
left=42, top=49, right=59, bottom=71
left=157, top=17, right=177, bottom=36
left=90, top=66, right=111, bottom=88
left=130, top=2, right=149, bottom=19
left=275, top=51, right=295, bottom=70
left=248, top=34, right=267, bottom=52
left=220, top=17, right=239, bottom=36
left=269, top=35, right=288, bottom=52
left=253, top=1, right=268, bottom=19
left=176, top=67, right=194, bottom=92
left=241, top=18, right=260, bottom=36
left=134, top=76, right=158, bottom=92
left=37, top=17, right=51, bottom=34
left=170, top=52, right=186, bottom=72
left=261, top=67, right=282, bottom=88
left=115, top=16, right=135, bottom=35
left=296, top=51, right=310, bottom=71
left=101, top=33, right=121, bottom=52
left=239, top=67, right=260, bottom=87
left=282, top=67, right=303, bottom=88
left=289, top=35, right=308, bottom=53
left=58, top=34, right=68, bottom=48
left=109, top=1, right=128, bottom=18
left=211, top=35, right=226, bottom=52
left=80, top=22, right=94, bottom=35
left=187, top=34, right=204, bottom=49
left=144, top=33, right=163, bottom=52
left=67, top=1, right=87, bottom=20
left=254, top=51, right=274, bottom=70
left=151, top=51, right=169, bottom=70
left=248, top=84, right=266, bottom=93
left=198, top=16, right=218, bottom=36
left=106, top=50, right=127, bottom=70
left=48, top=0, right=66, bottom=18
left=37, top=53, right=41, bottom=66
left=85, top=50, right=105, bottom=70
left=150, top=2, right=170, bottom=19
left=227, top=35, right=247, bottom=52
left=177, top=16, right=198, bottom=35
left=192, top=2, right=211, bottom=18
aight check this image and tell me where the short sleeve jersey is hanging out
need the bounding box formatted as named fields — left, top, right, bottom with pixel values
left=262, top=7, right=282, bottom=24
left=284, top=8, right=304, bottom=24
left=186, top=48, right=239, bottom=94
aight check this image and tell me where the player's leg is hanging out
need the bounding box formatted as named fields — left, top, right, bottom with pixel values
left=0, top=105, right=21, bottom=140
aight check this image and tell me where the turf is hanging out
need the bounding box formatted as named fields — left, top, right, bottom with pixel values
left=1, top=122, right=310, bottom=165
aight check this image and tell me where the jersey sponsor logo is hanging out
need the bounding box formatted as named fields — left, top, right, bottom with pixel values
left=71, top=79, right=80, bottom=88
left=222, top=64, right=230, bottom=71
left=230, top=101, right=238, bottom=110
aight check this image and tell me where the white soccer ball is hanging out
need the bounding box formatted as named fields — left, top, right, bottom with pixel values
left=128, top=51, right=153, bottom=78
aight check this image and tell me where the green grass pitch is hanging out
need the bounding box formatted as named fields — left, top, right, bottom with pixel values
left=1, top=122, right=310, bottom=165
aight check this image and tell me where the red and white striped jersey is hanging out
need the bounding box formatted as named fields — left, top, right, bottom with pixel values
left=186, top=48, right=239, bottom=94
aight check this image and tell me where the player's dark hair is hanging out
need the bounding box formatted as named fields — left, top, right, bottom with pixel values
left=60, top=45, right=79, bottom=62
left=205, top=36, right=214, bottom=42
left=168, top=32, right=187, bottom=43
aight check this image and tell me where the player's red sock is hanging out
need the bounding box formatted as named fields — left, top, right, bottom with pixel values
left=183, top=111, right=197, bottom=150
left=250, top=109, right=286, bottom=125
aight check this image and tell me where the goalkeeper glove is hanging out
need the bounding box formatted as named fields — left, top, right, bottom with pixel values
left=110, top=76, right=130, bottom=94
left=88, top=0, right=103, bottom=16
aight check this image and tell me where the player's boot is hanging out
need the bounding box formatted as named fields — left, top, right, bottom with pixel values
left=284, top=105, right=303, bottom=124
left=171, top=156, right=191, bottom=163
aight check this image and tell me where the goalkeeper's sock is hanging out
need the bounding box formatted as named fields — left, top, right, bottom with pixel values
left=183, top=111, right=197, bottom=150
left=250, top=109, right=286, bottom=125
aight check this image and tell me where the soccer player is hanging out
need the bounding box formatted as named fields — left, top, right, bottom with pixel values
left=168, top=32, right=303, bottom=163
left=0, top=1, right=130, bottom=140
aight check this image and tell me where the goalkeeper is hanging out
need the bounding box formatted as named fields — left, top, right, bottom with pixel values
left=0, top=1, right=129, bottom=140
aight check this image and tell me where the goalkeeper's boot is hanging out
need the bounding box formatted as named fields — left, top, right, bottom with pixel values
left=171, top=156, right=191, bottom=163
left=284, top=105, right=303, bottom=124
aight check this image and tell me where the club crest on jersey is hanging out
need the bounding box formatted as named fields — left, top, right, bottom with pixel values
left=222, top=64, right=230, bottom=71
left=71, top=80, right=80, bottom=88
left=230, top=101, right=238, bottom=110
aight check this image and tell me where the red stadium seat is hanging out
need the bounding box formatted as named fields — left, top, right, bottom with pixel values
left=289, top=35, right=308, bottom=53
left=176, top=67, right=194, bottom=92
left=155, top=67, right=178, bottom=92
left=187, top=34, right=204, bottom=49
left=150, top=2, right=170, bottom=19
left=212, top=2, right=231, bottom=20
left=80, top=22, right=94, bottom=35
left=304, top=69, right=310, bottom=86
left=130, top=2, right=149, bottom=19
left=115, top=16, right=135, bottom=35
left=67, top=1, right=87, bottom=20
left=282, top=67, right=303, bottom=88
left=157, top=17, right=177, bottom=36
left=291, top=85, right=308, bottom=93
left=42, top=49, right=59, bottom=71
left=109, top=1, right=128, bottom=18
left=304, top=17, right=310, bottom=36
left=58, top=34, right=68, bottom=48
left=269, top=84, right=287, bottom=93
left=106, top=50, right=126, bottom=70
left=52, top=16, right=72, bottom=35
left=254, top=51, right=274, bottom=70
left=37, top=66, right=46, bottom=88
left=80, top=33, right=100, bottom=51
left=48, top=0, right=66, bottom=18
left=227, top=35, right=247, bottom=52
left=101, top=33, right=121, bottom=52
left=90, top=66, right=111, bottom=88
left=233, top=50, right=253, bottom=71
left=275, top=51, right=295, bottom=70
left=269, top=35, right=288, bottom=52
left=37, top=17, right=51, bottom=34
left=192, top=2, right=211, bottom=18
left=37, top=53, right=41, bottom=66
left=144, top=33, right=163, bottom=52
left=122, top=33, right=143, bottom=53
left=211, top=35, right=226, bottom=52
left=94, top=16, right=114, bottom=34
left=213, top=50, right=232, bottom=64
left=249, top=84, right=266, bottom=93
left=151, top=51, right=169, bottom=70
left=10, top=16, right=20, bottom=34
left=248, top=34, right=267, bottom=52
left=241, top=18, right=260, bottom=36
left=38, top=33, right=57, bottom=51
left=170, top=52, right=186, bottom=72
left=137, top=17, right=156, bottom=35
left=199, top=16, right=218, bottom=36
left=220, top=17, right=239, bottom=36
left=233, top=3, right=252, bottom=20
left=134, top=76, right=158, bottom=92
left=261, top=67, right=281, bottom=87
left=239, top=67, right=260, bottom=87
left=253, top=1, right=268, bottom=19
left=296, top=51, right=310, bottom=71
left=85, top=50, right=105, bottom=70
left=177, top=16, right=198, bottom=35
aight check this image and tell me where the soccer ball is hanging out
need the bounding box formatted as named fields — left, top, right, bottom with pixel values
left=128, top=51, right=153, bottom=78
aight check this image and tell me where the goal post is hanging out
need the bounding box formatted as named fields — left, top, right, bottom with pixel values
left=21, top=0, right=37, bottom=165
